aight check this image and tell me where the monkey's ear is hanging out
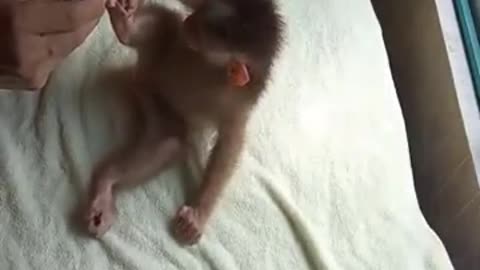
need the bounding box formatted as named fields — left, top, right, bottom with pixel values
left=227, top=60, right=250, bottom=87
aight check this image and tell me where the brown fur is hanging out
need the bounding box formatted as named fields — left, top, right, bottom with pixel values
left=85, top=0, right=283, bottom=245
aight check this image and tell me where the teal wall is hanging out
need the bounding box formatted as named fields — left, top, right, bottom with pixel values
left=455, top=0, right=480, bottom=104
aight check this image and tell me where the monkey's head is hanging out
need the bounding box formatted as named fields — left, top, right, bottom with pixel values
left=182, top=0, right=283, bottom=90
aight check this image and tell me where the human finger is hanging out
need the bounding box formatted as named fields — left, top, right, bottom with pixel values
left=13, top=0, right=105, bottom=34
left=44, top=19, right=99, bottom=58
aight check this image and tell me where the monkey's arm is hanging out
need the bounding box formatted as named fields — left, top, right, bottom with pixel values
left=108, top=3, right=181, bottom=47
left=195, top=117, right=247, bottom=217
left=173, top=117, right=247, bottom=244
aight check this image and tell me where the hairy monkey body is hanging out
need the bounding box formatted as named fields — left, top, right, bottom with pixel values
left=85, top=0, right=283, bottom=245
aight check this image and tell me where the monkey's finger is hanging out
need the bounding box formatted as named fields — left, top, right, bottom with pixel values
left=173, top=213, right=186, bottom=228
left=178, top=221, right=197, bottom=243
left=173, top=217, right=188, bottom=236
left=183, top=221, right=201, bottom=244
left=114, top=4, right=130, bottom=16
left=188, top=233, right=201, bottom=245
left=182, top=223, right=193, bottom=238
left=185, top=227, right=202, bottom=245
left=114, top=0, right=134, bottom=16
left=106, top=0, right=117, bottom=8
left=125, top=0, right=141, bottom=13
left=185, top=229, right=200, bottom=245
left=180, top=219, right=193, bottom=236
left=177, top=205, right=190, bottom=216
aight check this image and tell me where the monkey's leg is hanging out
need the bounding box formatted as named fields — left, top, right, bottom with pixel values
left=85, top=134, right=183, bottom=237
left=85, top=92, right=185, bottom=237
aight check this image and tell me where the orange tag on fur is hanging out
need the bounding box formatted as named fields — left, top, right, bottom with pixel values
left=227, top=60, right=250, bottom=87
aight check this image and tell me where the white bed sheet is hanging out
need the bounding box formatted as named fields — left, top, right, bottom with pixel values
left=0, top=0, right=454, bottom=269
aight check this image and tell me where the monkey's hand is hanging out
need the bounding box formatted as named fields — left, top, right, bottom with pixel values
left=172, top=205, right=206, bottom=245
left=107, top=0, right=142, bottom=17
left=84, top=187, right=117, bottom=238
left=107, top=0, right=143, bottom=45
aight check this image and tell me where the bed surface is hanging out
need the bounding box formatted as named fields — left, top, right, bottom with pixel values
left=0, top=0, right=453, bottom=269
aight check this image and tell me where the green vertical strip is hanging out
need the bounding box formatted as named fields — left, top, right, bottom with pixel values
left=454, top=0, right=480, bottom=104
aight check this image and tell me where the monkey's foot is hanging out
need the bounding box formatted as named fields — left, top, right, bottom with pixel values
left=172, top=205, right=205, bottom=245
left=84, top=192, right=117, bottom=238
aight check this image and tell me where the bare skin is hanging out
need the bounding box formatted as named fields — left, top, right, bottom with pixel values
left=0, top=0, right=142, bottom=90
left=84, top=0, right=283, bottom=245
left=86, top=80, right=186, bottom=236
left=0, top=0, right=107, bottom=90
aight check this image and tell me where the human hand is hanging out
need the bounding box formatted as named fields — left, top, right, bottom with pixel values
left=0, top=0, right=106, bottom=90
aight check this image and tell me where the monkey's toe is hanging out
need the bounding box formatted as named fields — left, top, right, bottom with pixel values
left=172, top=205, right=203, bottom=245
left=84, top=196, right=116, bottom=238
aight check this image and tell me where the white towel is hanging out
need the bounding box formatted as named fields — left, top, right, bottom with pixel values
left=0, top=0, right=453, bottom=269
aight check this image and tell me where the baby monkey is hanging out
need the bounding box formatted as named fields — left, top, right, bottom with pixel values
left=85, top=0, right=283, bottom=244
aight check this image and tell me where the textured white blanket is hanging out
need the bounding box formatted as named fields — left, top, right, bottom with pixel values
left=0, top=0, right=454, bottom=269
